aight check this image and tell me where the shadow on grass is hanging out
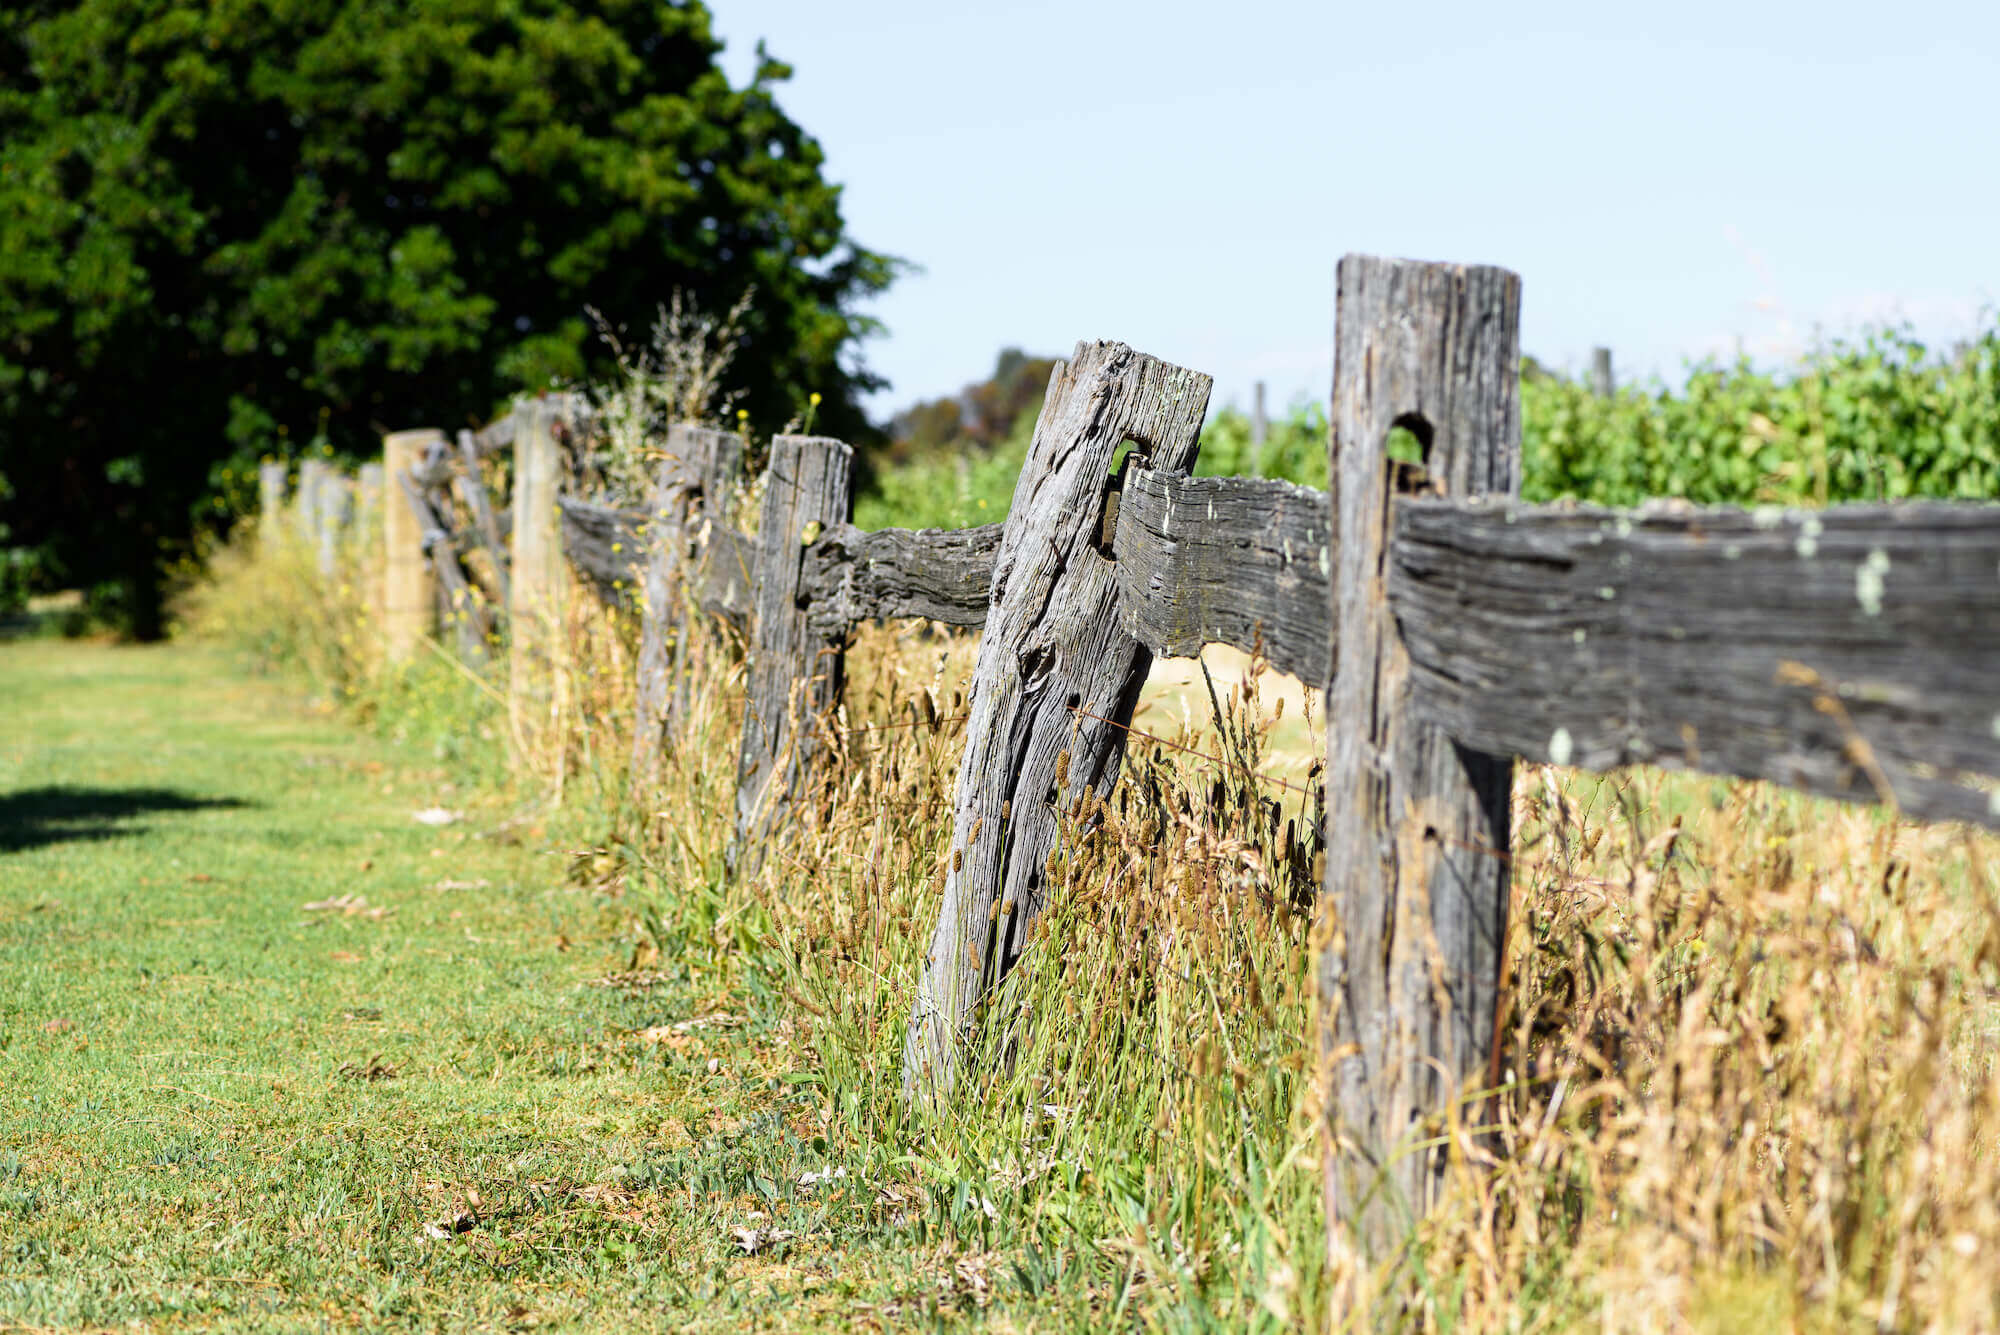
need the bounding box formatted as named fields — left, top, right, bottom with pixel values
left=0, top=786, right=252, bottom=854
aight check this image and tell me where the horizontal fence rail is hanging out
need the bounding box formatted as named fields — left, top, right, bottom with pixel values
left=553, top=476, right=2000, bottom=832
left=1394, top=497, right=2000, bottom=826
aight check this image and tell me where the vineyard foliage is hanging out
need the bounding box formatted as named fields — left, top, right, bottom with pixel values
left=858, top=321, right=2000, bottom=530
left=1522, top=325, right=2000, bottom=506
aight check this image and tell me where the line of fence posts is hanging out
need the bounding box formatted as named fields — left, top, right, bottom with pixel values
left=296, top=252, right=1999, bottom=1296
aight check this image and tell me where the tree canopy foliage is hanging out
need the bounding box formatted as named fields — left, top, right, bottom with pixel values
left=0, top=0, right=897, bottom=633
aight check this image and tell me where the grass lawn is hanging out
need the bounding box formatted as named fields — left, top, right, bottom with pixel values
left=12, top=618, right=1997, bottom=1333
left=0, top=638, right=927, bottom=1332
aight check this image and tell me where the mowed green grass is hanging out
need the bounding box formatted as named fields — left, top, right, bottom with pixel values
left=0, top=640, right=902, bottom=1332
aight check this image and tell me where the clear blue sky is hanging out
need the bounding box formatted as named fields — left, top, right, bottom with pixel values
left=710, top=1, right=1998, bottom=420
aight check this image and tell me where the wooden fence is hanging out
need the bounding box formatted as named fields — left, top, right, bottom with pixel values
left=271, top=253, right=2000, bottom=1269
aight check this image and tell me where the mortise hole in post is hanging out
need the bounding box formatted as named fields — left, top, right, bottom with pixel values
left=1387, top=414, right=1435, bottom=496
left=1097, top=440, right=1146, bottom=557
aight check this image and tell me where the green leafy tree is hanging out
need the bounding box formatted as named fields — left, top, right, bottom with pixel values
left=0, top=0, right=898, bottom=636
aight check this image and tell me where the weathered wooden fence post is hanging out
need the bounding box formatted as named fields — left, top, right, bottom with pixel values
left=510, top=398, right=564, bottom=748
left=633, top=424, right=743, bottom=792
left=357, top=463, right=383, bottom=538
left=315, top=471, right=351, bottom=577
left=294, top=459, right=325, bottom=550
left=732, top=434, right=853, bottom=862
left=258, top=461, right=287, bottom=551
left=1320, top=256, right=1522, bottom=1265
left=901, top=341, right=1212, bottom=1102
left=382, top=430, right=440, bottom=662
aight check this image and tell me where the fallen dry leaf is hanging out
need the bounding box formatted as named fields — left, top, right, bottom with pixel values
left=671, top=1013, right=742, bottom=1033
left=412, top=807, right=462, bottom=827
left=419, top=1210, right=478, bottom=1242
left=729, top=1225, right=797, bottom=1255
left=585, top=970, right=671, bottom=993
left=338, top=1054, right=399, bottom=1082
left=431, top=878, right=490, bottom=892
left=940, top=1252, right=999, bottom=1307
left=303, top=893, right=393, bottom=920
left=42, top=1018, right=74, bottom=1034
left=330, top=950, right=362, bottom=964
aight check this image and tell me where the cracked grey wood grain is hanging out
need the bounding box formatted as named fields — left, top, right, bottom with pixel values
left=901, top=340, right=1212, bottom=1104
left=801, top=521, right=1004, bottom=636
left=1392, top=497, right=2000, bottom=830
left=1320, top=256, right=1522, bottom=1261
left=1110, top=468, right=1332, bottom=683
left=733, top=435, right=854, bottom=866
left=633, top=425, right=744, bottom=790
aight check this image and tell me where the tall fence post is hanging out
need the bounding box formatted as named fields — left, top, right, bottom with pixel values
left=901, top=341, right=1212, bottom=1103
left=632, top=424, right=742, bottom=794
left=731, top=434, right=853, bottom=863
left=509, top=398, right=564, bottom=749
left=382, top=431, right=440, bottom=662
left=1320, top=256, right=1522, bottom=1268
left=258, top=461, right=287, bottom=552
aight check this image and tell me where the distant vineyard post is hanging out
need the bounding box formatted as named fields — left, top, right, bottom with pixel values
left=1252, top=379, right=1268, bottom=476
